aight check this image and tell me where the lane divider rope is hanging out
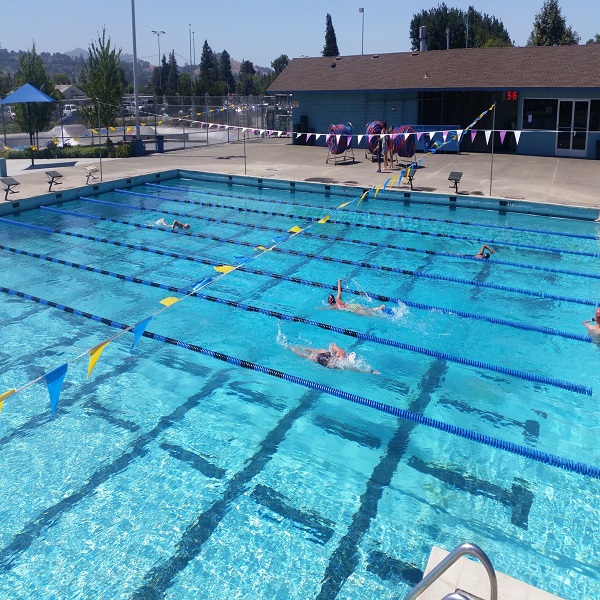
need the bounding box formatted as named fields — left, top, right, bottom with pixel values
left=2, top=284, right=598, bottom=479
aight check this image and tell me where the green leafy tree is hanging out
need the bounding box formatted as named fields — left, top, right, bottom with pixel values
left=271, top=54, right=289, bottom=75
left=178, top=71, right=192, bottom=97
left=51, top=73, right=71, bottom=85
left=0, top=71, right=12, bottom=98
left=165, top=51, right=179, bottom=96
left=238, top=60, right=258, bottom=95
left=80, top=28, right=125, bottom=129
left=409, top=4, right=512, bottom=50
left=322, top=14, right=340, bottom=57
left=527, top=0, right=580, bottom=46
left=585, top=34, right=600, bottom=44
left=13, top=43, right=56, bottom=145
left=198, top=40, right=218, bottom=95
left=218, top=50, right=236, bottom=94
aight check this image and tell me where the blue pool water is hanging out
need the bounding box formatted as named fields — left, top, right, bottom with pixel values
left=0, top=173, right=599, bottom=599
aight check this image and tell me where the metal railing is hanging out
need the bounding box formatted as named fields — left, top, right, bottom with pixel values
left=404, top=542, right=497, bottom=600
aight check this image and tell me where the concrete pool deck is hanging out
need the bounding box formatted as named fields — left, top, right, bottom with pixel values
left=2, top=138, right=600, bottom=213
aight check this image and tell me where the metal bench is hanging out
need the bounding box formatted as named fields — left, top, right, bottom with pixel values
left=448, top=171, right=463, bottom=193
left=46, top=170, right=63, bottom=192
left=1, top=176, right=20, bottom=201
left=83, top=164, right=100, bottom=184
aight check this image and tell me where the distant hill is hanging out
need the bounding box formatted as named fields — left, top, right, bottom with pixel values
left=64, top=48, right=87, bottom=59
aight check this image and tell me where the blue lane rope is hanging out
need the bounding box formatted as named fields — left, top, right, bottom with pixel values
left=1, top=284, right=598, bottom=479
left=0, top=243, right=591, bottom=395
left=145, top=181, right=600, bottom=243
left=80, top=195, right=600, bottom=282
left=20, top=209, right=599, bottom=308
left=121, top=188, right=600, bottom=259
left=0, top=217, right=590, bottom=344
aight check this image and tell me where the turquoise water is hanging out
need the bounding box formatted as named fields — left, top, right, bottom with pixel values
left=0, top=175, right=599, bottom=599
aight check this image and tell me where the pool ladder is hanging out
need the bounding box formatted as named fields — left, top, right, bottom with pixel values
left=404, top=542, right=498, bottom=600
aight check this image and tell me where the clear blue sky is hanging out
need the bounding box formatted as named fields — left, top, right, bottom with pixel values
left=1, top=1, right=598, bottom=69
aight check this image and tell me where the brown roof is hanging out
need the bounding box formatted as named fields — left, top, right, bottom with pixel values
left=268, top=45, right=600, bottom=93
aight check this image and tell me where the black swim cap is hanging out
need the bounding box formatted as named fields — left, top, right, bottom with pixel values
left=327, top=294, right=335, bottom=305
left=317, top=353, right=330, bottom=366
left=483, top=252, right=490, bottom=259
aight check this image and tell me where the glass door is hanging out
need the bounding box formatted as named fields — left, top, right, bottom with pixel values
left=556, top=100, right=589, bottom=157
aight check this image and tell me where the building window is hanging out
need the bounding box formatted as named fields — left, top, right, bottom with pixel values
left=523, top=99, right=558, bottom=130
left=589, top=100, right=600, bottom=132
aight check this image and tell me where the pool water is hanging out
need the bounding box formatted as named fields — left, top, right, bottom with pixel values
left=0, top=174, right=599, bottom=599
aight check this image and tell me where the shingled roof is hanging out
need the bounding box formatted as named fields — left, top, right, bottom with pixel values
left=268, top=45, right=600, bottom=93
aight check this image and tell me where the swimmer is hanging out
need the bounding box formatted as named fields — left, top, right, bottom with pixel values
left=583, top=307, right=600, bottom=341
left=288, top=342, right=380, bottom=373
left=327, top=279, right=387, bottom=316
left=157, top=217, right=190, bottom=231
left=474, top=244, right=495, bottom=259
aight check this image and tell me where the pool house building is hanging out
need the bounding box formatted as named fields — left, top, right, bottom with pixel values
left=268, top=44, right=600, bottom=160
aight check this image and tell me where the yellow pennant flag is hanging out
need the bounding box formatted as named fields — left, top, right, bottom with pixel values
left=0, top=388, right=16, bottom=412
left=91, top=129, right=98, bottom=134
left=214, top=265, right=236, bottom=274
left=158, top=120, right=163, bottom=125
left=337, top=201, right=351, bottom=209
left=254, top=245, right=269, bottom=251
left=489, top=104, right=495, bottom=111
left=288, top=225, right=303, bottom=234
left=374, top=184, right=382, bottom=198
left=87, top=342, right=109, bottom=379
left=318, top=215, right=330, bottom=224
left=390, top=175, right=398, bottom=187
left=159, top=297, right=181, bottom=307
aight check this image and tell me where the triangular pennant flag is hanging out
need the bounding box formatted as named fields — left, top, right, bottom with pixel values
left=306, top=133, right=312, bottom=141
left=0, top=388, right=16, bottom=412
left=318, top=215, right=330, bottom=224
left=514, top=131, right=521, bottom=145
left=484, top=130, right=492, bottom=145
left=235, top=255, right=251, bottom=264
left=130, top=317, right=152, bottom=350
left=499, top=130, right=506, bottom=144
left=87, top=342, right=109, bottom=378
left=357, top=135, right=363, bottom=145
left=359, top=190, right=369, bottom=200
left=159, top=297, right=181, bottom=307
left=389, top=175, right=398, bottom=187
left=91, top=129, right=98, bottom=134
left=272, top=236, right=286, bottom=243
left=442, top=131, right=448, bottom=142
left=288, top=225, right=303, bottom=233
left=416, top=132, right=423, bottom=141
left=470, top=130, right=477, bottom=143
left=383, top=178, right=392, bottom=191
left=456, top=129, right=463, bottom=140
left=337, top=201, right=351, bottom=208
left=374, top=184, right=383, bottom=198
left=489, top=103, right=495, bottom=111
left=190, top=277, right=212, bottom=292
left=346, top=135, right=352, bottom=145
left=214, top=264, right=236, bottom=274
left=45, top=363, right=68, bottom=415
left=367, top=134, right=373, bottom=144
left=336, top=135, right=341, bottom=145
left=326, top=134, right=331, bottom=142
left=254, top=245, right=268, bottom=251
left=315, top=134, right=322, bottom=141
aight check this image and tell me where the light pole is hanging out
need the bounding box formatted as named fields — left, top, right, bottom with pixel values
left=130, top=0, right=140, bottom=137
left=359, top=8, right=364, bottom=55
left=151, top=30, right=165, bottom=90
left=189, top=23, right=193, bottom=80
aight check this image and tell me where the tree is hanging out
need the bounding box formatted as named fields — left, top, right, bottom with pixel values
left=218, top=50, right=236, bottom=94
left=409, top=4, right=512, bottom=50
left=0, top=71, right=12, bottom=99
left=527, top=0, right=580, bottom=46
left=51, top=73, right=71, bottom=85
left=80, top=28, right=125, bottom=129
left=238, top=59, right=258, bottom=95
left=13, top=43, right=56, bottom=145
left=165, top=51, right=179, bottom=96
left=271, top=54, right=289, bottom=75
left=322, top=14, right=340, bottom=57
left=585, top=34, right=600, bottom=45
left=198, top=40, right=218, bottom=95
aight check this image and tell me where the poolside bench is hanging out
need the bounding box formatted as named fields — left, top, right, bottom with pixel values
left=46, top=170, right=63, bottom=192
left=1, top=176, right=20, bottom=201
left=448, top=171, right=463, bottom=193
left=83, top=164, right=100, bottom=184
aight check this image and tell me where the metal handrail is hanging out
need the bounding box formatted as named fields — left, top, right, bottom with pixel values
left=404, top=542, right=498, bottom=600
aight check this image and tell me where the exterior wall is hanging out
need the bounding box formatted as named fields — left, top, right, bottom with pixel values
left=292, top=91, right=418, bottom=146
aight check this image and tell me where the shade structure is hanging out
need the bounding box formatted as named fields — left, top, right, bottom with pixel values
left=0, top=83, right=54, bottom=105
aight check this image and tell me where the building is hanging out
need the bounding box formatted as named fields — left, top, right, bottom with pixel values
left=54, top=84, right=86, bottom=102
left=267, top=45, right=600, bottom=159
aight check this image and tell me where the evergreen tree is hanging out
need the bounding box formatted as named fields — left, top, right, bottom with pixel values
left=528, top=0, right=579, bottom=46
left=322, top=14, right=340, bottom=57
left=238, top=60, right=257, bottom=95
left=13, top=42, right=56, bottom=144
left=410, top=4, right=512, bottom=50
left=0, top=71, right=13, bottom=99
left=80, top=28, right=125, bottom=128
left=166, top=51, right=179, bottom=96
left=199, top=40, right=218, bottom=95
left=218, top=50, right=236, bottom=94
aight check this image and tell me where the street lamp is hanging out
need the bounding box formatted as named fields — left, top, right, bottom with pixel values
left=151, top=29, right=165, bottom=89
left=359, top=8, right=364, bottom=55
left=189, top=24, right=193, bottom=80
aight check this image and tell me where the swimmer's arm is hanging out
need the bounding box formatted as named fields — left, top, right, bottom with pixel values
left=336, top=279, right=343, bottom=303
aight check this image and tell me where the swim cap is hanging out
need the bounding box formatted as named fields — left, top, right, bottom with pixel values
left=183, top=223, right=190, bottom=229
left=483, top=252, right=490, bottom=259
left=327, top=294, right=335, bottom=305
left=317, top=353, right=330, bottom=366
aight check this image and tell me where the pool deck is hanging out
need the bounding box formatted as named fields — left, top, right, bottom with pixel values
left=2, top=138, right=600, bottom=213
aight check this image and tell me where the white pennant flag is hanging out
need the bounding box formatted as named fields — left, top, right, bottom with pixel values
left=315, top=133, right=322, bottom=142
left=514, top=130, right=521, bottom=145
left=357, top=135, right=363, bottom=145
left=484, top=130, right=492, bottom=145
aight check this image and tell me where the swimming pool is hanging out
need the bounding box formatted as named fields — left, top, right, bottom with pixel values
left=0, top=172, right=598, bottom=599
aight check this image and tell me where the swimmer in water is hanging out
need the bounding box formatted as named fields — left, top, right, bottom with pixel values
left=583, top=307, right=600, bottom=342
left=157, top=217, right=191, bottom=231
left=288, top=342, right=380, bottom=373
left=327, top=279, right=388, bottom=316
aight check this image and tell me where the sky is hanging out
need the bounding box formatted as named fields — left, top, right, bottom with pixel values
left=1, top=0, right=598, bottom=69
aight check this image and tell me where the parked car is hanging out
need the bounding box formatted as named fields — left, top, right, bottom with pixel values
left=62, top=104, right=78, bottom=118
left=2, top=105, right=15, bottom=120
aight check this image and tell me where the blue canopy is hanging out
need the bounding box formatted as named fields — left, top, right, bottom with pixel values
left=0, top=82, right=54, bottom=105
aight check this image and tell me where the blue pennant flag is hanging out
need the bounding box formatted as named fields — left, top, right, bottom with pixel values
left=45, top=363, right=68, bottom=415
left=190, top=277, right=212, bottom=293
left=131, top=317, right=152, bottom=350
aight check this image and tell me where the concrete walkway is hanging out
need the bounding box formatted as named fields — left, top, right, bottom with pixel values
left=2, top=138, right=600, bottom=212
